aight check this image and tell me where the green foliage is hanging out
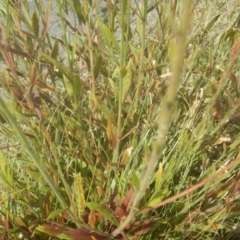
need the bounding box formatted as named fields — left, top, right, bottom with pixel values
left=0, top=0, right=240, bottom=240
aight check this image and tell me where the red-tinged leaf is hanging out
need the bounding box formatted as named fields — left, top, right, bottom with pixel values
left=211, top=78, right=221, bottom=121
left=122, top=188, right=134, bottom=213
left=112, top=188, right=134, bottom=221
left=97, top=185, right=103, bottom=198
left=36, top=225, right=112, bottom=240
left=114, top=206, right=125, bottom=221
left=208, top=222, right=225, bottom=231
left=88, top=209, right=97, bottom=228
left=127, top=220, right=153, bottom=236
left=3, top=46, right=20, bottom=81
left=0, top=42, right=31, bottom=59
left=30, top=85, right=43, bottom=119
left=229, top=173, right=240, bottom=197
left=229, top=70, right=239, bottom=97
left=106, top=120, right=118, bottom=148
left=184, top=209, right=203, bottom=224
left=13, top=217, right=29, bottom=232
left=112, top=197, right=125, bottom=221
left=41, top=1, right=50, bottom=38
left=230, top=204, right=240, bottom=213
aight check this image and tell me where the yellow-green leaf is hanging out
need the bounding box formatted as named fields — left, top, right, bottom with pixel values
left=88, top=90, right=98, bottom=110
left=47, top=209, right=65, bottom=220
left=0, top=150, right=13, bottom=184
left=122, top=58, right=134, bottom=103
left=97, top=16, right=120, bottom=52
left=146, top=188, right=169, bottom=208
left=63, top=75, right=74, bottom=97
left=155, top=162, right=163, bottom=190
left=131, top=171, right=140, bottom=190
left=73, top=74, right=81, bottom=101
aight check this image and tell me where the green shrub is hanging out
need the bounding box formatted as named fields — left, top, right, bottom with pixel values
left=0, top=0, right=240, bottom=239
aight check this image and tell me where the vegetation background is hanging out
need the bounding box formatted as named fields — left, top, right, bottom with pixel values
left=0, top=0, right=240, bottom=239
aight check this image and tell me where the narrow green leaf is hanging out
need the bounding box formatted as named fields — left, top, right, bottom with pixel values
left=63, top=74, right=74, bottom=98
left=42, top=54, right=69, bottom=76
left=0, top=2, right=7, bottom=15
left=97, top=16, right=120, bottom=52
left=205, top=14, right=220, bottom=33
left=93, top=54, right=102, bottom=77
left=32, top=11, right=39, bottom=37
left=122, top=58, right=134, bottom=103
left=72, top=32, right=78, bottom=61
left=73, top=74, right=81, bottom=101
left=73, top=1, right=86, bottom=24
left=155, top=162, right=163, bottom=190
left=47, top=209, right=65, bottom=220
left=0, top=175, right=13, bottom=190
left=218, top=29, right=238, bottom=46
left=51, top=40, right=59, bottom=59
left=145, top=188, right=169, bottom=207
left=23, top=166, right=42, bottom=180
left=120, top=67, right=127, bottom=79
left=0, top=150, right=13, bottom=184
left=86, top=202, right=119, bottom=225
left=98, top=101, right=114, bottom=121
left=131, top=171, right=140, bottom=190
